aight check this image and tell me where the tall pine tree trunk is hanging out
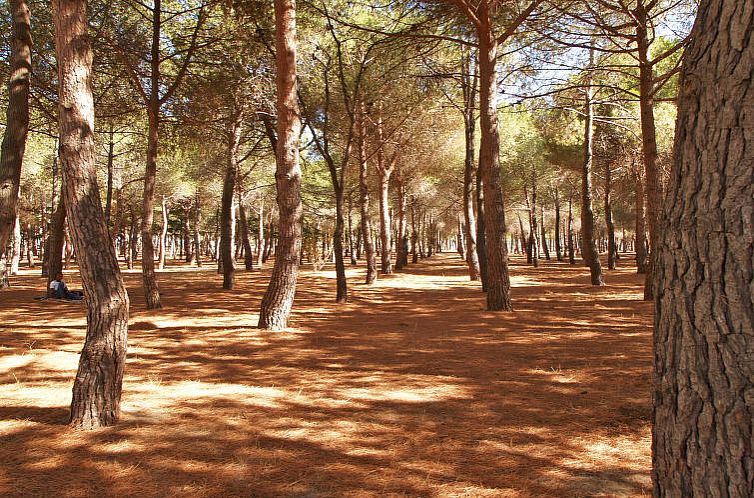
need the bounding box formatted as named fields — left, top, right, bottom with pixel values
left=462, top=48, right=480, bottom=281
left=653, top=2, right=754, bottom=493
left=554, top=189, right=563, bottom=261
left=477, top=3, right=512, bottom=310
left=0, top=0, right=31, bottom=288
left=580, top=53, right=605, bottom=286
left=357, top=102, right=377, bottom=284
left=635, top=164, right=648, bottom=273
left=605, top=160, right=616, bottom=270
left=220, top=111, right=242, bottom=289
left=54, top=0, right=130, bottom=428
left=258, top=0, right=302, bottom=329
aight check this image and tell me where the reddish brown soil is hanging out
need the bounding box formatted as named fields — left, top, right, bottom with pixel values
left=0, top=254, right=653, bottom=497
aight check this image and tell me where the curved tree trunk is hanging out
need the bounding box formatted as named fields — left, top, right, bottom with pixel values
left=258, top=0, right=302, bottom=330
left=477, top=4, right=512, bottom=310
left=0, top=0, right=31, bottom=288
left=54, top=0, right=130, bottom=428
left=653, top=2, right=754, bottom=494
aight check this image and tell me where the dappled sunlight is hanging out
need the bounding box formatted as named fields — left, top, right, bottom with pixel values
left=0, top=254, right=654, bottom=497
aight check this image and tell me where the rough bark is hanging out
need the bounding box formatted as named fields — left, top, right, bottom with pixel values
left=652, top=2, right=754, bottom=494
left=0, top=0, right=31, bottom=287
left=477, top=2, right=512, bottom=310
left=462, top=48, right=481, bottom=281
left=54, top=0, right=130, bottom=428
left=258, top=0, right=302, bottom=330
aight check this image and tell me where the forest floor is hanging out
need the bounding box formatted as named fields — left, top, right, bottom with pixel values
left=0, top=253, right=653, bottom=498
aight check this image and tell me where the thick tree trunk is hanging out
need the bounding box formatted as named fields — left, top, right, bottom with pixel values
left=580, top=62, right=605, bottom=286
left=0, top=0, right=31, bottom=288
left=54, top=0, right=129, bottom=428
left=258, top=0, right=302, bottom=330
left=653, top=3, right=754, bottom=494
left=477, top=6, right=512, bottom=310
left=357, top=102, right=377, bottom=284
left=220, top=112, right=242, bottom=289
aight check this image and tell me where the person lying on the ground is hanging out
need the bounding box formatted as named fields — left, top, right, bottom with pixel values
left=49, top=272, right=84, bottom=300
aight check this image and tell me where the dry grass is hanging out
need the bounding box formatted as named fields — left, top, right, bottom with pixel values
left=0, top=253, right=653, bottom=497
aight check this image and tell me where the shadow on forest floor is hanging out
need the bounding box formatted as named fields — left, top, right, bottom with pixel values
left=0, top=253, right=653, bottom=497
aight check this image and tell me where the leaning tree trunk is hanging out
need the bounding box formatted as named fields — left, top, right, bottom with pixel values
left=477, top=6, right=512, bottom=310
left=653, top=2, right=754, bottom=494
left=258, top=0, right=302, bottom=330
left=580, top=58, right=605, bottom=286
left=54, top=0, right=130, bottom=428
left=0, top=0, right=31, bottom=288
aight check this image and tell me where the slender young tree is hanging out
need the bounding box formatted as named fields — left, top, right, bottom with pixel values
left=0, top=0, right=32, bottom=288
left=53, top=0, right=130, bottom=428
left=652, top=0, right=754, bottom=494
left=258, top=0, right=302, bottom=330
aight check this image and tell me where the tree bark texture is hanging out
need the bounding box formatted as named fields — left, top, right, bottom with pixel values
left=652, top=2, right=754, bottom=495
left=258, top=0, right=302, bottom=330
left=54, top=0, right=130, bottom=429
left=477, top=3, right=512, bottom=310
left=0, top=0, right=31, bottom=287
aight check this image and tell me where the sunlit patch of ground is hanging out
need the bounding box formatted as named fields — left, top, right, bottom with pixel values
left=0, top=253, right=653, bottom=497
